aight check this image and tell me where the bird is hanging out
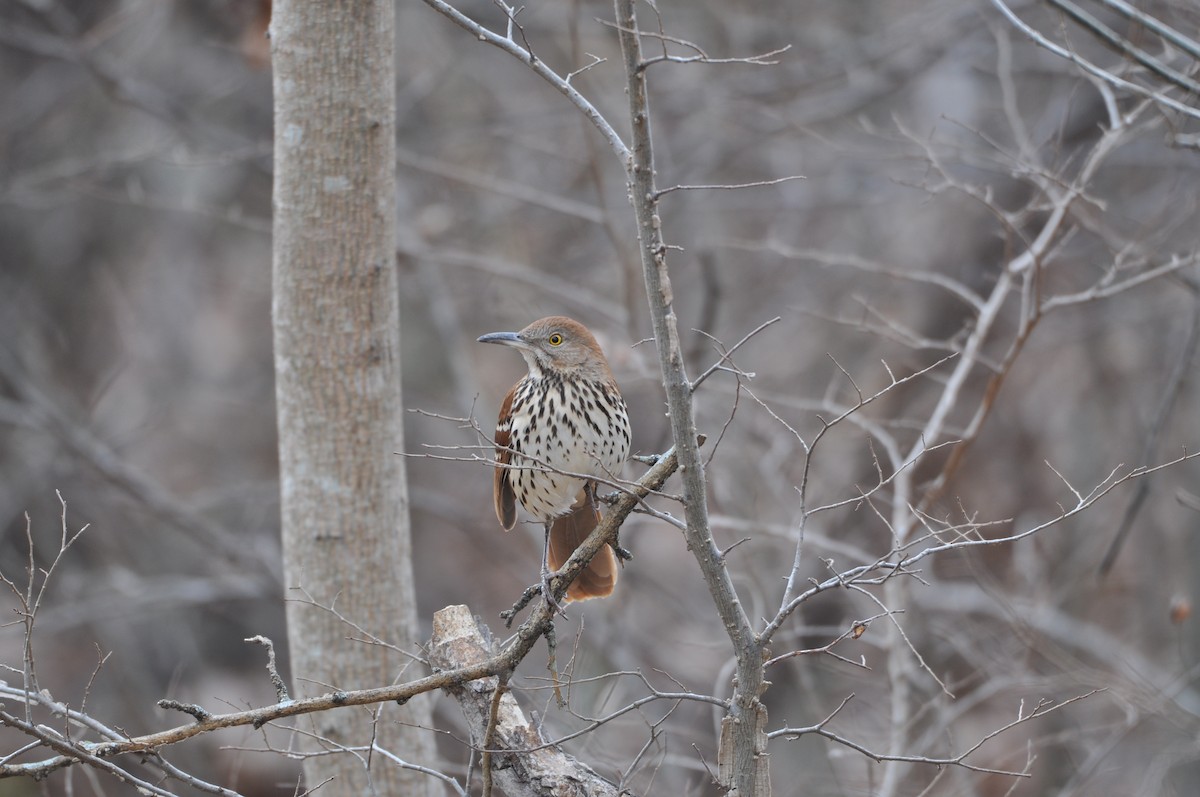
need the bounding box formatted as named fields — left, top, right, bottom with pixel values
left=477, top=316, right=632, bottom=605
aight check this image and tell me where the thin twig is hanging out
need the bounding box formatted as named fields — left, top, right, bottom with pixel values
left=988, top=0, right=1200, bottom=120
left=655, top=175, right=805, bottom=199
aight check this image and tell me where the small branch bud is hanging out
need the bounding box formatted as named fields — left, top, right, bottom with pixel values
left=245, top=635, right=291, bottom=703
left=157, top=699, right=211, bottom=724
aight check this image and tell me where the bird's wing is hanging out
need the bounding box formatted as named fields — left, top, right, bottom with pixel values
left=493, top=385, right=518, bottom=530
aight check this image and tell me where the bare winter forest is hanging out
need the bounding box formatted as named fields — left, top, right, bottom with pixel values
left=1, top=0, right=1199, bottom=795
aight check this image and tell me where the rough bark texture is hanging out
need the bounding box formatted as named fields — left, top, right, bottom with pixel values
left=611, top=1, right=769, bottom=794
left=271, top=2, right=435, bottom=793
left=430, top=606, right=627, bottom=797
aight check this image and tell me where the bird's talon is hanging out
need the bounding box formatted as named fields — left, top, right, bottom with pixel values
left=541, top=571, right=568, bottom=618
left=612, top=544, right=633, bottom=563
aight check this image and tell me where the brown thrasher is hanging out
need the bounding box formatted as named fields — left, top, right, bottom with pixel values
left=478, top=316, right=631, bottom=604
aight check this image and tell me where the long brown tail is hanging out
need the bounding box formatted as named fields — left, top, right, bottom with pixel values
left=548, top=490, right=617, bottom=601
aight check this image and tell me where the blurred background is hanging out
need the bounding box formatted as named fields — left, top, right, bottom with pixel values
left=1, top=0, right=1198, bottom=794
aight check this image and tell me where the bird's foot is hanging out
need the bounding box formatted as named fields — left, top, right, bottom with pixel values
left=611, top=541, right=633, bottom=563
left=540, top=567, right=569, bottom=619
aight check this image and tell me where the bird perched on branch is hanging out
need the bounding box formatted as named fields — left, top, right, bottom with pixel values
left=478, top=316, right=631, bottom=605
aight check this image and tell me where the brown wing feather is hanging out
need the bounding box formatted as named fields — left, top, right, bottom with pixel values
left=493, top=384, right=518, bottom=530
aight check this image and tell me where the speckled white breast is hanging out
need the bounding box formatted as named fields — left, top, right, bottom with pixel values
left=506, top=373, right=631, bottom=521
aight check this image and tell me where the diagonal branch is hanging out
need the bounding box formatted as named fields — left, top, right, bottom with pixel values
left=421, top=0, right=629, bottom=161
left=1045, top=0, right=1200, bottom=95
left=990, top=0, right=1200, bottom=120
left=0, top=447, right=682, bottom=780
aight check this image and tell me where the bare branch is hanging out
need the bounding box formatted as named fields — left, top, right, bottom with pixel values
left=769, top=690, right=1100, bottom=777
left=246, top=636, right=292, bottom=703
left=428, top=606, right=623, bottom=796
left=655, top=175, right=805, bottom=199
left=1093, top=0, right=1200, bottom=60
left=421, top=0, right=630, bottom=161
left=1044, top=0, right=1200, bottom=95
left=989, top=0, right=1200, bottom=120
left=690, top=316, right=781, bottom=390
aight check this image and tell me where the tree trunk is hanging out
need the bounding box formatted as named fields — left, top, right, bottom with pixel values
left=271, top=2, right=435, bottom=794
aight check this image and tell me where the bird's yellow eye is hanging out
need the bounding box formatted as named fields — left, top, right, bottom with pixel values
left=548, top=333, right=564, bottom=346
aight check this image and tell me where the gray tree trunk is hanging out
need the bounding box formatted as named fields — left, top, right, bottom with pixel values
left=271, top=2, right=435, bottom=794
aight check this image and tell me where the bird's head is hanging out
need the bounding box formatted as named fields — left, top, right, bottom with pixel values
left=477, top=316, right=613, bottom=381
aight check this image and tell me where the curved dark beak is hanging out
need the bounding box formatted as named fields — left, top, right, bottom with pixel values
left=477, top=331, right=527, bottom=348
